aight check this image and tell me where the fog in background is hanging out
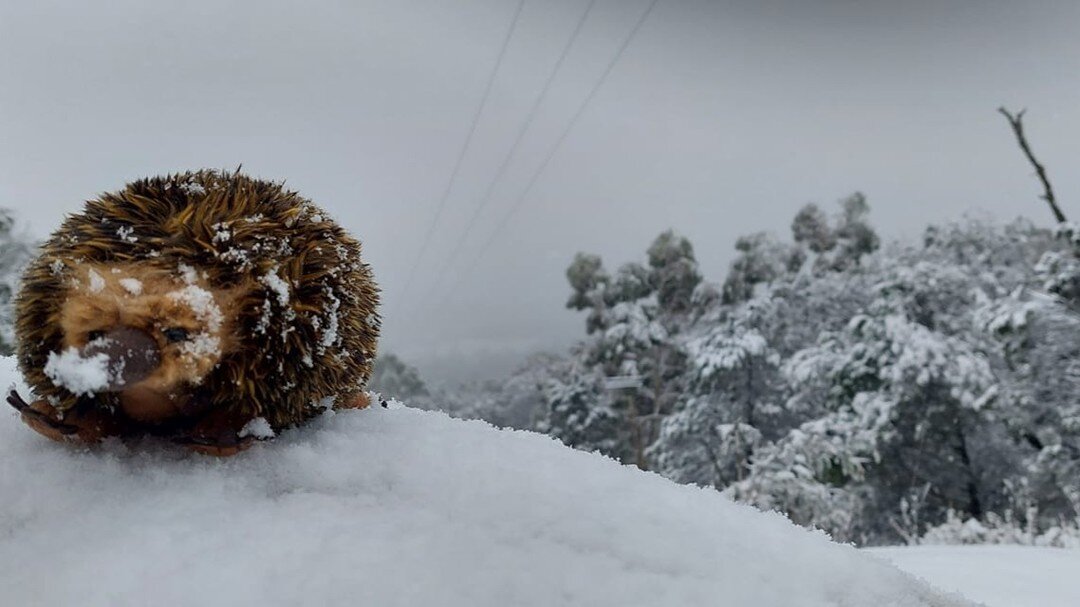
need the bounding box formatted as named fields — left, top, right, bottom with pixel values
left=3, top=0, right=1079, bottom=383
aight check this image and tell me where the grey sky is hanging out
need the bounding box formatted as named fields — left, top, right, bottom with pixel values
left=3, top=0, right=1079, bottom=382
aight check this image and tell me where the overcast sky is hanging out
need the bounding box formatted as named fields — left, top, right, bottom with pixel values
left=3, top=0, right=1079, bottom=382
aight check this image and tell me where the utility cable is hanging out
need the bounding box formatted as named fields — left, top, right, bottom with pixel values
left=398, top=0, right=527, bottom=302
left=439, top=0, right=661, bottom=303
left=422, top=0, right=600, bottom=299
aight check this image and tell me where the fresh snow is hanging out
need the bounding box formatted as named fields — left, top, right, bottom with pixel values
left=167, top=284, right=225, bottom=358
left=119, top=277, right=143, bottom=295
left=167, top=284, right=223, bottom=331
left=42, top=347, right=113, bottom=396
left=238, top=416, right=275, bottom=440
left=87, top=268, right=106, bottom=293
left=178, top=181, right=206, bottom=196
left=259, top=269, right=291, bottom=307
left=177, top=263, right=200, bottom=285
left=869, top=546, right=1080, bottom=607
left=116, top=225, right=138, bottom=243
left=0, top=356, right=972, bottom=607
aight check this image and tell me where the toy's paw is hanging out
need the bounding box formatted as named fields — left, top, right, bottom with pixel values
left=172, top=407, right=266, bottom=457
left=174, top=433, right=258, bottom=457
left=335, top=392, right=371, bottom=411
left=7, top=389, right=111, bottom=444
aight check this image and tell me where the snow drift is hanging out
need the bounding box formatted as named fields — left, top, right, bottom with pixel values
left=0, top=357, right=970, bottom=607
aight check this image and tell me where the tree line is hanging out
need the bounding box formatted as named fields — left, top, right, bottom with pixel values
left=396, top=195, right=1080, bottom=546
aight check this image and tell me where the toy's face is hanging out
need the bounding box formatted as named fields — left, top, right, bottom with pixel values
left=55, top=263, right=240, bottom=420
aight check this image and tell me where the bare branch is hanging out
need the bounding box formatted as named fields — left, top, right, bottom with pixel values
left=998, top=107, right=1067, bottom=223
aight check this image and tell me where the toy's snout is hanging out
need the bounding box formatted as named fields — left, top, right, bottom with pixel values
left=83, top=327, right=161, bottom=391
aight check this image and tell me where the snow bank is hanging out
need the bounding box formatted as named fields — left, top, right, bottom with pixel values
left=0, top=357, right=970, bottom=607
left=869, top=546, right=1080, bottom=607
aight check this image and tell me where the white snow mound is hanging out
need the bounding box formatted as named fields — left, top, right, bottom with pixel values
left=0, top=357, right=971, bottom=607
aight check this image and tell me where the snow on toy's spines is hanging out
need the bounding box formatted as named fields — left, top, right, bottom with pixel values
left=116, top=225, right=137, bottom=243
left=177, top=263, right=200, bottom=285
left=119, top=278, right=143, bottom=295
left=87, top=269, right=105, bottom=293
left=259, top=269, right=291, bottom=308
left=168, top=284, right=224, bottom=332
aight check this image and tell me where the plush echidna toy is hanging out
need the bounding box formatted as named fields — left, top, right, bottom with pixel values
left=8, top=169, right=379, bottom=455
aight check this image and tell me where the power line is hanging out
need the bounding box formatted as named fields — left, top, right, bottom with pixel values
left=420, top=0, right=600, bottom=297
left=440, top=0, right=661, bottom=304
left=398, top=0, right=527, bottom=303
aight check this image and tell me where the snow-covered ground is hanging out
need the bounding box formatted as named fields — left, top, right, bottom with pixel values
left=869, top=545, right=1080, bottom=607
left=0, top=357, right=972, bottom=607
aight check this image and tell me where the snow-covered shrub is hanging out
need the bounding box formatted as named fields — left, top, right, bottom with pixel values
left=1035, top=222, right=1080, bottom=308
left=0, top=209, right=36, bottom=354
left=919, top=510, right=1080, bottom=549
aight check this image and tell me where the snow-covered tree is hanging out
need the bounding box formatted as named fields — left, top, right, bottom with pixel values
left=735, top=292, right=999, bottom=542
left=791, top=203, right=836, bottom=254
left=646, top=230, right=702, bottom=313
left=540, top=232, right=697, bottom=467
left=976, top=289, right=1080, bottom=525
left=831, top=192, right=880, bottom=270
left=649, top=315, right=777, bottom=487
left=537, top=358, right=626, bottom=458
left=0, top=209, right=36, bottom=354
left=721, top=232, right=800, bottom=304
left=565, top=252, right=609, bottom=334
left=1035, top=222, right=1080, bottom=310
left=445, top=198, right=1079, bottom=545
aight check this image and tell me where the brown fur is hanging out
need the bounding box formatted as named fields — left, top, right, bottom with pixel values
left=14, top=169, right=380, bottom=438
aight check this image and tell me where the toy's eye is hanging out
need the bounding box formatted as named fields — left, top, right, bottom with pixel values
left=86, top=330, right=106, bottom=342
left=163, top=327, right=190, bottom=343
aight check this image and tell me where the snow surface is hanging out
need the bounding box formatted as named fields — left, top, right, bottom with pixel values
left=0, top=356, right=972, bottom=607
left=869, top=546, right=1080, bottom=607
